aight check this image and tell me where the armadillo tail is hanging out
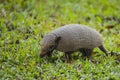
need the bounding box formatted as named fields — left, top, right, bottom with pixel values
left=98, top=45, right=108, bottom=56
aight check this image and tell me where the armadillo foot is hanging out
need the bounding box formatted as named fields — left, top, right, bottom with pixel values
left=65, top=52, right=72, bottom=63
left=47, top=53, right=51, bottom=57
left=79, top=48, right=93, bottom=58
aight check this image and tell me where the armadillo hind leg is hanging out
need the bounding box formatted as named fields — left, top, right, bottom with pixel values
left=98, top=45, right=108, bottom=56
left=79, top=48, right=93, bottom=58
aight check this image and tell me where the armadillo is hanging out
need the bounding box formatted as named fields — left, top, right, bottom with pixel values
left=40, top=24, right=108, bottom=62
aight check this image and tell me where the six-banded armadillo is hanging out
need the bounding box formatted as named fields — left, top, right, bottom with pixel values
left=40, top=24, right=108, bottom=62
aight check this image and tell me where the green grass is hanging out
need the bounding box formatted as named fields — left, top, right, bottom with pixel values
left=0, top=0, right=120, bottom=80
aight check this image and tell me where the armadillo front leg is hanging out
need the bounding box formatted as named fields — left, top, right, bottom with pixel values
left=65, top=52, right=72, bottom=63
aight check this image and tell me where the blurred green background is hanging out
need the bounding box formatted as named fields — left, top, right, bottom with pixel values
left=0, top=0, right=120, bottom=80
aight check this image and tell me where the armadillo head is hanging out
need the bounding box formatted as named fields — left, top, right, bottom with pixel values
left=40, top=34, right=61, bottom=58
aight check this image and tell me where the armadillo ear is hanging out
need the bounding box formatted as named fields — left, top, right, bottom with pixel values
left=55, top=36, right=61, bottom=43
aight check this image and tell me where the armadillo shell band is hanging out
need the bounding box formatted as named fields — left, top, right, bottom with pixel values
left=51, top=33, right=58, bottom=38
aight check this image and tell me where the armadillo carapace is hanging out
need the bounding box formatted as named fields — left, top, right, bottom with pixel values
left=40, top=24, right=108, bottom=62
